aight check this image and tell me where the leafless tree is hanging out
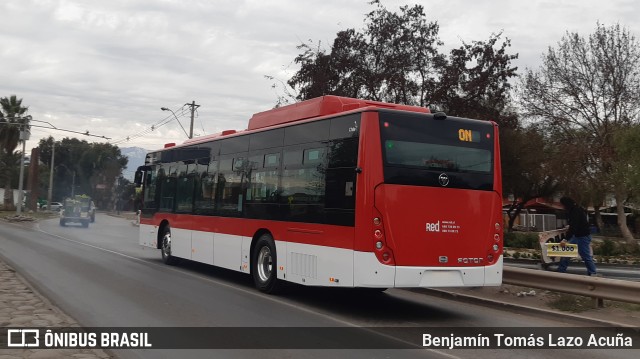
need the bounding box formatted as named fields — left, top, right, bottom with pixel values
left=519, top=23, right=640, bottom=242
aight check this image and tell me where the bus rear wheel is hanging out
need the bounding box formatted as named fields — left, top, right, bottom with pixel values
left=161, top=226, right=177, bottom=265
left=252, top=234, right=279, bottom=293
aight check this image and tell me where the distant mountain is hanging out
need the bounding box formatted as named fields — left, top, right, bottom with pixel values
left=120, top=147, right=148, bottom=180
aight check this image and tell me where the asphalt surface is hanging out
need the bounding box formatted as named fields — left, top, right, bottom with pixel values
left=0, top=213, right=638, bottom=359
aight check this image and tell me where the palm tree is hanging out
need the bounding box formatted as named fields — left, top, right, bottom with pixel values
left=0, top=95, right=30, bottom=210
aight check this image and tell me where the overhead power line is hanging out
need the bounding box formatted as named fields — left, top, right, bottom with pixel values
left=110, top=108, right=191, bottom=146
left=0, top=118, right=111, bottom=139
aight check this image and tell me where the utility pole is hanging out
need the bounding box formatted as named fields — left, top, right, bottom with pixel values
left=16, top=125, right=29, bottom=215
left=47, top=141, right=55, bottom=209
left=27, top=148, right=39, bottom=211
left=185, top=101, right=200, bottom=139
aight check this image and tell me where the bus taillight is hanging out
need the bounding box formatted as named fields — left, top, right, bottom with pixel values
left=372, top=213, right=395, bottom=265
left=488, top=221, right=502, bottom=264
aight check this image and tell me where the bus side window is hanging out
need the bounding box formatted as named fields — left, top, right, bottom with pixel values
left=216, top=156, right=245, bottom=217
left=176, top=163, right=195, bottom=213
left=245, top=151, right=280, bottom=220
left=325, top=138, right=359, bottom=226
left=159, top=164, right=177, bottom=212
left=280, top=144, right=328, bottom=223
left=195, top=159, right=217, bottom=215
left=143, top=168, right=158, bottom=210
left=284, top=120, right=330, bottom=146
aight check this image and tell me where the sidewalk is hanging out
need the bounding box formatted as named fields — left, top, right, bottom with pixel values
left=0, top=258, right=110, bottom=359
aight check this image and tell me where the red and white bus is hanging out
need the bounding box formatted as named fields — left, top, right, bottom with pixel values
left=135, top=96, right=503, bottom=293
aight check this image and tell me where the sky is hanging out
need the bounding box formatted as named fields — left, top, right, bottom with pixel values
left=1, top=0, right=639, bottom=152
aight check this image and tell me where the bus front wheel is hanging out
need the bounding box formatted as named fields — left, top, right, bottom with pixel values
left=252, top=234, right=279, bottom=293
left=161, top=226, right=177, bottom=265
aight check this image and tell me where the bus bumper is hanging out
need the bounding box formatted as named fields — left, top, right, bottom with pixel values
left=394, top=256, right=503, bottom=287
left=354, top=252, right=502, bottom=288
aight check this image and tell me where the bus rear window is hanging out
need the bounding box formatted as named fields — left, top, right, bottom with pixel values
left=384, top=140, right=492, bottom=173
left=379, top=111, right=495, bottom=190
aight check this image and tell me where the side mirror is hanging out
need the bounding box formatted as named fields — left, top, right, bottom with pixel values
left=135, top=165, right=152, bottom=187
left=134, top=171, right=142, bottom=187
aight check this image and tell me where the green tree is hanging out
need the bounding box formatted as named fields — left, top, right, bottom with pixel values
left=518, top=23, right=640, bottom=242
left=286, top=1, right=443, bottom=105
left=282, top=1, right=518, bottom=122
left=0, top=95, right=30, bottom=209
left=431, top=32, right=519, bottom=121
left=38, top=137, right=128, bottom=210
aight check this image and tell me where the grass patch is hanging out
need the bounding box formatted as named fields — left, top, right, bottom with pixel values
left=606, top=301, right=640, bottom=312
left=547, top=293, right=594, bottom=313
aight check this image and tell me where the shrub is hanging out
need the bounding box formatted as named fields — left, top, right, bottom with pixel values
left=504, top=232, right=539, bottom=249
left=594, top=239, right=618, bottom=256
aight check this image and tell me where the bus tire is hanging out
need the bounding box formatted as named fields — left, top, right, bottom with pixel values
left=252, top=234, right=279, bottom=293
left=161, top=226, right=177, bottom=265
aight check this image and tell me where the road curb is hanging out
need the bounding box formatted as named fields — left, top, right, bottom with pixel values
left=408, top=287, right=635, bottom=327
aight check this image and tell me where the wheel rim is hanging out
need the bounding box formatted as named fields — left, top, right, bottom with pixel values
left=256, top=246, right=273, bottom=282
left=162, top=233, right=172, bottom=257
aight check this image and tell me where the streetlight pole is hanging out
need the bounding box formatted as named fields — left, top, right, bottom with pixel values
left=160, top=107, right=190, bottom=139
left=16, top=125, right=30, bottom=215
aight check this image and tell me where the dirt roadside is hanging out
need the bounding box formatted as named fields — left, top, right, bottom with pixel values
left=415, top=284, right=640, bottom=327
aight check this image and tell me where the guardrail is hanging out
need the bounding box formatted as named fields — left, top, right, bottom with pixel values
left=503, top=266, right=640, bottom=306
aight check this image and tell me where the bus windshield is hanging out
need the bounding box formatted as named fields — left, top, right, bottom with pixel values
left=379, top=111, right=495, bottom=191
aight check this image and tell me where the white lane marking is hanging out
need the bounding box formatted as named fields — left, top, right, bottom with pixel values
left=35, top=226, right=460, bottom=358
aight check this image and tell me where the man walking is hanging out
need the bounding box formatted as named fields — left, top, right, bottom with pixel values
left=556, top=197, right=598, bottom=276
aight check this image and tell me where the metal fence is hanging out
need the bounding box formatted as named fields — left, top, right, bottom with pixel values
left=503, top=266, right=640, bottom=305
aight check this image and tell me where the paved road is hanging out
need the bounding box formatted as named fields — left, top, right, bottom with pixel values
left=0, top=214, right=636, bottom=359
